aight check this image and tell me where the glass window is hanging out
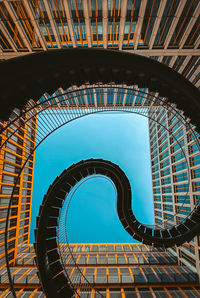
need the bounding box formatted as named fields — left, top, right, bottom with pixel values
left=98, top=255, right=107, bottom=264
left=162, top=186, right=172, bottom=193
left=171, top=139, right=184, bottom=153
left=175, top=195, right=190, bottom=204
left=96, top=268, right=107, bottom=283
left=117, top=254, right=126, bottom=264
left=192, top=168, right=200, bottom=179
left=161, top=168, right=171, bottom=177
left=78, top=255, right=87, bottom=264
left=163, top=196, right=173, bottom=203
left=115, top=245, right=123, bottom=252
left=190, top=155, right=200, bottom=166
left=88, top=255, right=97, bottom=265
left=174, top=172, right=188, bottom=182
left=162, top=177, right=171, bottom=185
left=131, top=267, right=146, bottom=283
left=161, top=159, right=170, bottom=168
left=108, top=268, right=119, bottom=283
left=1, top=185, right=14, bottom=195
left=108, top=255, right=116, bottom=264
left=173, top=161, right=187, bottom=172
left=120, top=268, right=132, bottom=283
left=174, top=184, right=189, bottom=193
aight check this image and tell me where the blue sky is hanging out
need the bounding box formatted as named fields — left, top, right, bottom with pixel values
left=30, top=112, right=154, bottom=243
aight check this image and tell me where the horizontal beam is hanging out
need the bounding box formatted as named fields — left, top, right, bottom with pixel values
left=0, top=48, right=199, bottom=60
left=124, top=49, right=200, bottom=56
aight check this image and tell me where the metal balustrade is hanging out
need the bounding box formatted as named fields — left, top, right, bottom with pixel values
left=0, top=50, right=199, bottom=297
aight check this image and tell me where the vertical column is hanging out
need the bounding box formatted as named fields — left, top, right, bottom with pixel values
left=118, top=0, right=127, bottom=50
left=102, top=0, right=108, bottom=48
left=83, top=0, right=92, bottom=47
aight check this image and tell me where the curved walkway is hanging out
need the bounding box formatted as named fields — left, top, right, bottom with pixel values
left=35, top=159, right=200, bottom=297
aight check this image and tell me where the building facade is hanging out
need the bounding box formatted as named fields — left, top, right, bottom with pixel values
left=0, top=0, right=199, bottom=89
left=1, top=243, right=200, bottom=297
left=0, top=108, right=36, bottom=267
left=0, top=89, right=200, bottom=296
left=0, top=0, right=199, bottom=296
left=149, top=107, right=200, bottom=277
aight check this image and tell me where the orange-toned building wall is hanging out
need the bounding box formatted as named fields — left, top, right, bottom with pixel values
left=0, top=109, right=36, bottom=267
left=0, top=243, right=200, bottom=297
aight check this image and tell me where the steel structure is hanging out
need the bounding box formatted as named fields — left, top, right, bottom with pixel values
left=0, top=0, right=199, bottom=296
left=35, top=158, right=200, bottom=297
left=149, top=107, right=200, bottom=277
left=0, top=0, right=199, bottom=88
left=0, top=49, right=199, bottom=296
left=0, top=49, right=199, bottom=125
left=1, top=243, right=200, bottom=297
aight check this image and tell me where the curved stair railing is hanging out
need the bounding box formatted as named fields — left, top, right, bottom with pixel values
left=0, top=50, right=199, bottom=297
left=2, top=89, right=200, bottom=297
left=34, top=159, right=200, bottom=297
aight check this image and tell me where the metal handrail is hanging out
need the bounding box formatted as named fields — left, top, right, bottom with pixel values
left=1, top=86, right=200, bottom=296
